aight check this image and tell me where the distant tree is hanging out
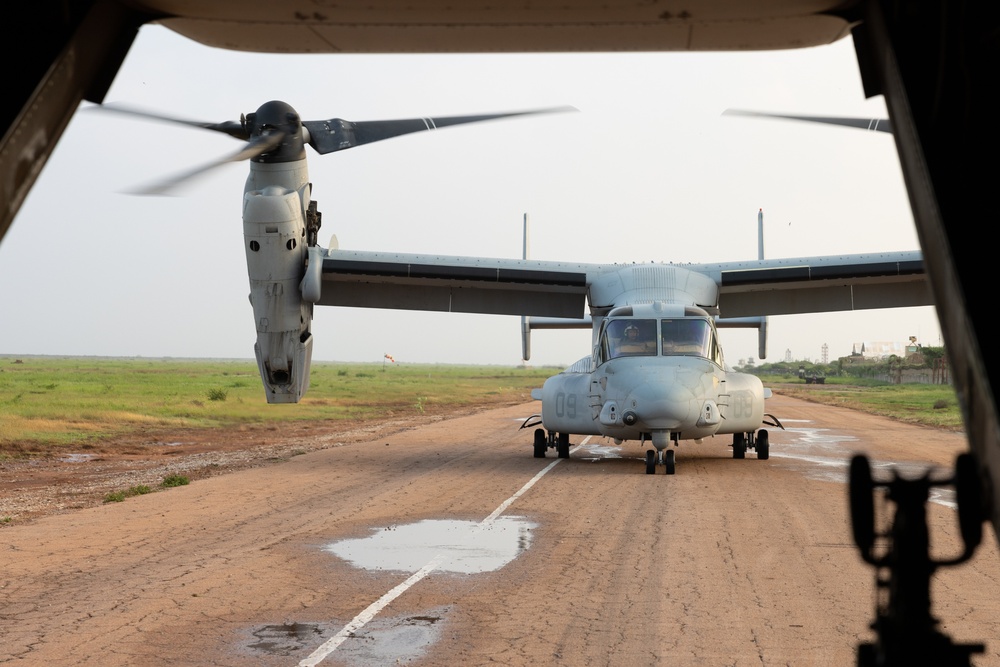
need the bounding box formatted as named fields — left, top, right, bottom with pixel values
left=921, top=346, right=946, bottom=364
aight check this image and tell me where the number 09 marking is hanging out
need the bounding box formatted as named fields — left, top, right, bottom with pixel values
left=732, top=392, right=753, bottom=418
left=555, top=392, right=577, bottom=419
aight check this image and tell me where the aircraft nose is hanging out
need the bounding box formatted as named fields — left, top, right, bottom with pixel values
left=631, top=381, right=698, bottom=430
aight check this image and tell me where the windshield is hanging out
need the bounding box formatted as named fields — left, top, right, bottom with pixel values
left=602, top=318, right=656, bottom=359
left=661, top=318, right=714, bottom=358
left=597, top=316, right=720, bottom=364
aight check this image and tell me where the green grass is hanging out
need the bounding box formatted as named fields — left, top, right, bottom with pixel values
left=161, top=474, right=190, bottom=488
left=0, top=356, right=556, bottom=450
left=206, top=388, right=228, bottom=402
left=103, top=485, right=152, bottom=503
left=1, top=356, right=961, bottom=455
left=767, top=379, right=963, bottom=430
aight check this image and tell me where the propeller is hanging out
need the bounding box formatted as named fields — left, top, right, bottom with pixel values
left=723, top=108, right=893, bottom=134
left=95, top=101, right=576, bottom=194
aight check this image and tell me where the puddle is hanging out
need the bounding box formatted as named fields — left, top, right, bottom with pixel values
left=772, top=426, right=868, bottom=477
left=781, top=426, right=859, bottom=452
left=576, top=442, right=625, bottom=461
left=246, top=622, right=328, bottom=657
left=325, top=517, right=536, bottom=574
left=245, top=611, right=446, bottom=663
left=59, top=453, right=95, bottom=463
left=773, top=427, right=955, bottom=507
left=929, top=487, right=957, bottom=509
left=333, top=609, right=447, bottom=665
left=770, top=451, right=850, bottom=483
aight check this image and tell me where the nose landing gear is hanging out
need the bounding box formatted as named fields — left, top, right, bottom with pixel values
left=645, top=447, right=676, bottom=475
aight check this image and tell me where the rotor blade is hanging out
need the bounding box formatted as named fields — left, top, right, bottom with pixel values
left=723, top=109, right=893, bottom=134
left=303, top=106, right=577, bottom=155
left=92, top=103, right=249, bottom=140
left=128, top=131, right=284, bottom=195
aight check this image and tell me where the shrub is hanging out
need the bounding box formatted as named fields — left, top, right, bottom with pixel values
left=103, top=485, right=152, bottom=503
left=161, top=474, right=190, bottom=488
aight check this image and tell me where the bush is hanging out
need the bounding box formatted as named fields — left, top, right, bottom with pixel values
left=103, top=485, right=152, bottom=503
left=161, top=474, right=190, bottom=487
left=207, top=388, right=227, bottom=401
left=103, top=491, right=126, bottom=503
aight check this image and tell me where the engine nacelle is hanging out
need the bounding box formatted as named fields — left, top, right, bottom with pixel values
left=717, top=371, right=767, bottom=433
left=244, top=182, right=312, bottom=403
left=539, top=370, right=600, bottom=435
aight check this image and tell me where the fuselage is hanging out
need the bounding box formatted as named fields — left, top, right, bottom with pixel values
left=538, top=303, right=765, bottom=450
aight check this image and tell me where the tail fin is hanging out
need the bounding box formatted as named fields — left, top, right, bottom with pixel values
left=757, top=208, right=767, bottom=358
left=522, top=213, right=531, bottom=360
left=522, top=212, right=530, bottom=261
left=757, top=208, right=765, bottom=260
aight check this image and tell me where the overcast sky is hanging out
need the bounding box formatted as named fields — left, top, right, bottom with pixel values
left=0, top=24, right=938, bottom=368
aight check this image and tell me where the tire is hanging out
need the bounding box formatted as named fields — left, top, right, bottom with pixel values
left=557, top=432, right=570, bottom=459
left=733, top=433, right=746, bottom=459
left=645, top=450, right=656, bottom=475
left=533, top=428, right=547, bottom=458
left=756, top=429, right=769, bottom=460
left=665, top=449, right=676, bottom=475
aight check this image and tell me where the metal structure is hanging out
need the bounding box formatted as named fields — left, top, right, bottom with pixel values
left=850, top=454, right=986, bottom=665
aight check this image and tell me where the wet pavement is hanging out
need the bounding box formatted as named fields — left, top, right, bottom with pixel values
left=324, top=517, right=537, bottom=574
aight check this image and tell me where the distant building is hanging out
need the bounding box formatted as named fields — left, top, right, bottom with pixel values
left=851, top=341, right=908, bottom=360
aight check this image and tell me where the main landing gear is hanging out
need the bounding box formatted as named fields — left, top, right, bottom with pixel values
left=732, top=430, right=769, bottom=460
left=533, top=429, right=570, bottom=459
left=645, top=448, right=676, bottom=475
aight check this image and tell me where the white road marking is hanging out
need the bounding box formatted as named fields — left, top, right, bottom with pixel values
left=298, top=437, right=591, bottom=666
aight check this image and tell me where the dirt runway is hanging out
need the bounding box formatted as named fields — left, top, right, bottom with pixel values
left=2, top=393, right=1000, bottom=666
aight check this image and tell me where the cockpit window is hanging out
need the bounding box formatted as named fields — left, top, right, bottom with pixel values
left=597, top=317, right=721, bottom=365
left=661, top=318, right=714, bottom=359
left=601, top=318, right=657, bottom=359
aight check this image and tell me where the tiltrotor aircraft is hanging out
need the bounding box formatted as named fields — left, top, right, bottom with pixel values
left=107, top=100, right=931, bottom=475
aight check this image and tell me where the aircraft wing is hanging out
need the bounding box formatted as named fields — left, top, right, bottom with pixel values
left=691, top=251, right=930, bottom=318
left=319, top=249, right=929, bottom=320
left=319, top=249, right=593, bottom=318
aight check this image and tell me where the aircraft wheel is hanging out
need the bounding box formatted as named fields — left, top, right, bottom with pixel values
left=756, top=430, right=769, bottom=460
left=733, top=433, right=746, bottom=459
left=645, top=450, right=656, bottom=475
left=533, top=429, right=547, bottom=458
left=665, top=449, right=676, bottom=475
left=557, top=432, right=570, bottom=459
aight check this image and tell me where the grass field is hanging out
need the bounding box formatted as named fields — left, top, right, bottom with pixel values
left=0, top=357, right=965, bottom=453
left=0, top=356, right=556, bottom=450
left=759, top=375, right=963, bottom=430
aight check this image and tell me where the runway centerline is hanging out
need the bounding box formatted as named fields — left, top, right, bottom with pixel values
left=298, top=437, right=592, bottom=666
